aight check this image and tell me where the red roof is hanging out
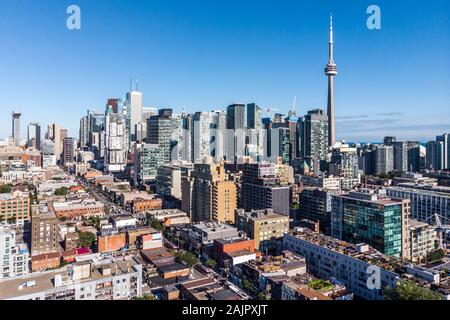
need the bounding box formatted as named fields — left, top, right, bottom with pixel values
left=76, top=248, right=90, bottom=255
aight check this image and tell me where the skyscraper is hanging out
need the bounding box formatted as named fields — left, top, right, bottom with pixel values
left=62, top=137, right=75, bottom=165
left=126, top=86, right=143, bottom=141
left=227, top=103, right=246, bottom=158
left=27, top=122, right=41, bottom=150
left=12, top=111, right=21, bottom=147
left=79, top=115, right=89, bottom=149
left=247, top=103, right=261, bottom=130
left=298, top=109, right=329, bottom=163
left=147, top=111, right=172, bottom=163
left=104, top=113, right=128, bottom=173
left=324, top=15, right=337, bottom=147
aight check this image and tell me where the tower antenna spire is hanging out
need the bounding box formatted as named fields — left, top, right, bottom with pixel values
left=325, top=13, right=338, bottom=147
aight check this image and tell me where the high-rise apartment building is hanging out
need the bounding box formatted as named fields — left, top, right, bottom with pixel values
left=0, top=226, right=29, bottom=279
left=329, top=143, right=360, bottom=189
left=393, top=141, right=408, bottom=172
left=246, top=103, right=261, bottom=130
left=374, top=145, right=394, bottom=175
left=298, top=109, right=329, bottom=163
left=426, top=140, right=444, bottom=170
left=62, top=137, right=75, bottom=165
left=227, top=103, right=246, bottom=158
left=79, top=115, right=89, bottom=149
left=27, top=122, right=41, bottom=150
left=182, top=163, right=237, bottom=223
left=12, top=111, right=21, bottom=147
left=241, top=163, right=290, bottom=216
left=193, top=111, right=214, bottom=163
left=104, top=113, right=128, bottom=173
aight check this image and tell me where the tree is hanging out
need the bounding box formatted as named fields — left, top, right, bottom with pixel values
left=89, top=216, right=101, bottom=229
left=258, top=291, right=270, bottom=300
left=133, top=294, right=157, bottom=300
left=175, top=251, right=199, bottom=267
left=0, top=184, right=12, bottom=194
left=427, top=249, right=445, bottom=263
left=205, top=259, right=217, bottom=269
left=54, top=187, right=68, bottom=196
left=77, top=231, right=96, bottom=249
left=384, top=280, right=443, bottom=300
left=308, top=279, right=332, bottom=291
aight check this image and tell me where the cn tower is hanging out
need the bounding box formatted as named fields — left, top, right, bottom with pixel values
left=325, top=14, right=337, bottom=147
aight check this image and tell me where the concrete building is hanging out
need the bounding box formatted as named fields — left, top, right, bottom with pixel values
left=12, top=111, right=21, bottom=147
left=156, top=162, right=194, bottom=200
left=27, top=122, right=41, bottom=150
left=0, top=191, right=30, bottom=225
left=329, top=143, right=360, bottom=190
left=133, top=143, right=165, bottom=184
left=301, top=174, right=341, bottom=190
left=0, top=226, right=29, bottom=279
left=31, top=206, right=59, bottom=256
left=126, top=89, right=143, bottom=141
left=375, top=145, right=394, bottom=175
left=386, top=186, right=450, bottom=224
left=104, top=113, right=128, bottom=173
left=182, top=163, right=237, bottom=223
left=298, top=109, right=328, bottom=163
left=0, top=257, right=143, bottom=300
left=298, top=187, right=338, bottom=235
left=241, top=163, right=290, bottom=216
left=63, top=137, right=75, bottom=165
left=409, top=220, right=437, bottom=263
left=235, top=208, right=289, bottom=252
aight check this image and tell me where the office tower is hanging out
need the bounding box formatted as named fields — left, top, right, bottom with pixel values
left=12, top=111, right=21, bottom=147
left=41, top=140, right=56, bottom=168
left=46, top=124, right=54, bottom=140
left=104, top=113, right=128, bottom=173
left=27, top=122, right=41, bottom=150
left=298, top=109, right=329, bottom=163
left=48, top=124, right=62, bottom=163
left=183, top=163, right=237, bottom=223
left=436, top=133, right=449, bottom=169
left=329, top=143, right=360, bottom=189
left=106, top=98, right=119, bottom=114
left=142, top=107, right=157, bottom=122
left=383, top=136, right=396, bottom=146
left=268, top=127, right=290, bottom=164
left=393, top=141, right=408, bottom=172
left=0, top=226, right=29, bottom=279
left=374, top=145, right=394, bottom=175
left=247, top=103, right=262, bottom=130
left=212, top=111, right=227, bottom=162
left=241, top=163, right=290, bottom=216
left=425, top=140, right=444, bottom=170
left=79, top=115, right=89, bottom=149
left=147, top=112, right=172, bottom=163
left=324, top=15, right=337, bottom=147
left=181, top=113, right=194, bottom=162
left=227, top=103, right=246, bottom=158
left=193, top=111, right=214, bottom=162
left=133, top=143, right=165, bottom=185
left=406, top=141, right=421, bottom=172
left=235, top=208, right=289, bottom=252
left=126, top=87, right=143, bottom=141
left=62, top=137, right=75, bottom=165
left=298, top=187, right=337, bottom=235
left=31, top=207, right=59, bottom=256
left=331, top=189, right=411, bottom=258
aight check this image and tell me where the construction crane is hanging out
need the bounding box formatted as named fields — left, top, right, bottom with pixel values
left=426, top=213, right=450, bottom=249
left=265, top=107, right=279, bottom=119
left=288, top=96, right=297, bottom=118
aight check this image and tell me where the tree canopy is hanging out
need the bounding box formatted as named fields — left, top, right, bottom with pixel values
left=384, top=280, right=443, bottom=300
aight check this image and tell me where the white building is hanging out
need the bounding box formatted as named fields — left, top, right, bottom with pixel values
left=126, top=89, right=143, bottom=141
left=104, top=113, right=128, bottom=173
left=0, top=227, right=29, bottom=280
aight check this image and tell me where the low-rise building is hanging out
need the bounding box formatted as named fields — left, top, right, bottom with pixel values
left=0, top=257, right=143, bottom=300
left=97, top=229, right=126, bottom=253
left=52, top=199, right=105, bottom=219
left=0, top=191, right=30, bottom=225
left=235, top=208, right=289, bottom=252
left=409, top=220, right=437, bottom=263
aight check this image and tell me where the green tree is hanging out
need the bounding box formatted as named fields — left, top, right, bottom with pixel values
left=0, top=184, right=12, bottom=194
left=384, top=280, right=443, bottom=300
left=205, top=259, right=217, bottom=269
left=77, top=231, right=96, bottom=249
left=258, top=291, right=270, bottom=300
left=134, top=294, right=157, bottom=300
left=175, top=251, right=199, bottom=267
left=54, top=187, right=68, bottom=196
left=89, top=216, right=101, bottom=229
left=308, top=279, right=332, bottom=291
left=427, top=249, right=445, bottom=263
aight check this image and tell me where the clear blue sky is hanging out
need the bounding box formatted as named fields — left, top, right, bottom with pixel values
left=0, top=0, right=449, bottom=142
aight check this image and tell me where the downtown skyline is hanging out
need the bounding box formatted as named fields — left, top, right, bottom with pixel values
left=0, top=0, right=449, bottom=142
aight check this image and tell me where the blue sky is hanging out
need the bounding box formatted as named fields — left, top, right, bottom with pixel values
left=0, top=0, right=449, bottom=142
